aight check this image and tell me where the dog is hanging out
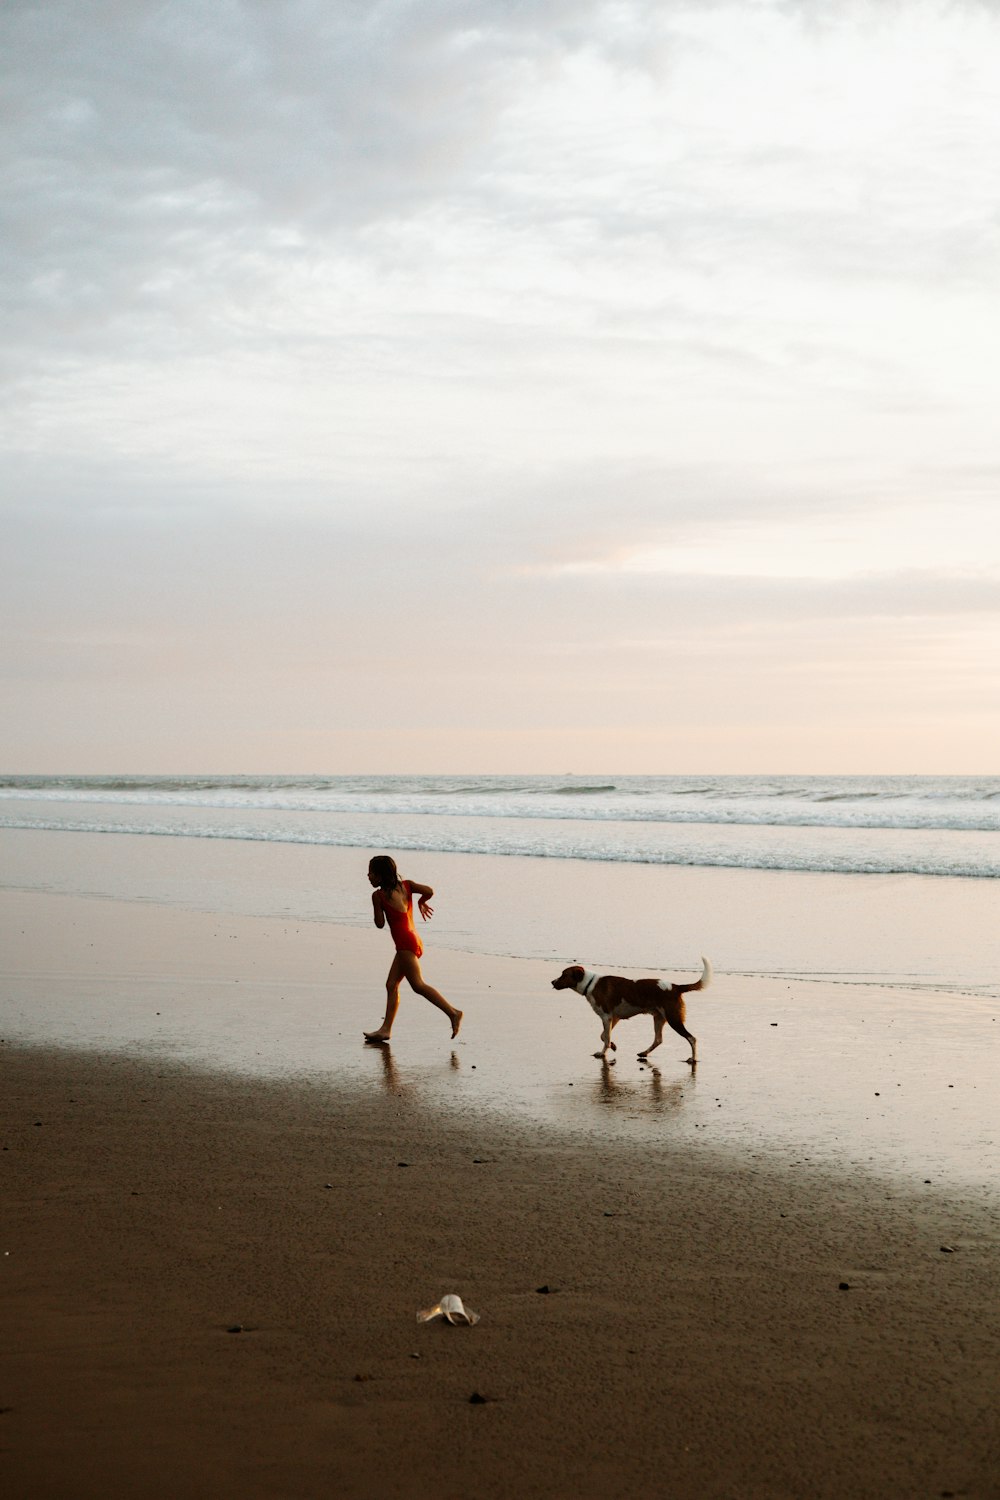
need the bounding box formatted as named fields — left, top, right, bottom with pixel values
left=551, top=958, right=712, bottom=1064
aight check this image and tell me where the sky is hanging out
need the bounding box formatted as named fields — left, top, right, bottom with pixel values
left=3, top=0, right=999, bottom=774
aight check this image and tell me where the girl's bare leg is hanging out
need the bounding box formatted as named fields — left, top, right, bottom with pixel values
left=399, top=953, right=463, bottom=1038
left=364, top=954, right=405, bottom=1041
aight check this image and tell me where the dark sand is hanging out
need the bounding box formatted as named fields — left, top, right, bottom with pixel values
left=1, top=888, right=999, bottom=1497
left=2, top=1058, right=998, bottom=1498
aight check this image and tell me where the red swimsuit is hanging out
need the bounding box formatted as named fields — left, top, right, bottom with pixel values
left=382, top=881, right=423, bottom=958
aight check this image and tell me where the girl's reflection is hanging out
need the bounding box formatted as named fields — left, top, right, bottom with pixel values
left=365, top=1042, right=461, bottom=1098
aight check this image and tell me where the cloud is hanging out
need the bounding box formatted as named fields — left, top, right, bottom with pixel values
left=6, top=0, right=999, bottom=382
left=3, top=0, right=1000, bottom=769
left=2, top=1, right=612, bottom=362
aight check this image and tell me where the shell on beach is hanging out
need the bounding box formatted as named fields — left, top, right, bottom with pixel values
left=417, top=1293, right=480, bottom=1326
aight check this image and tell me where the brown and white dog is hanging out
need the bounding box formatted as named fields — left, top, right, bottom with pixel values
left=551, top=958, right=712, bottom=1063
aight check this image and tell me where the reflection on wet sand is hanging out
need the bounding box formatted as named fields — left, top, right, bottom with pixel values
left=364, top=1042, right=462, bottom=1099
left=595, top=1057, right=690, bottom=1115
left=369, top=1041, right=401, bottom=1095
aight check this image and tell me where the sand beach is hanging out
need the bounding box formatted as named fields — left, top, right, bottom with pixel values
left=2, top=828, right=998, bottom=1498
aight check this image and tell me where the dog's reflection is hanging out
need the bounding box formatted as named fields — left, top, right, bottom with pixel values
left=595, top=1057, right=690, bottom=1114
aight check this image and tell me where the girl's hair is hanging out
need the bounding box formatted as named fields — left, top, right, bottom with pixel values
left=369, top=854, right=401, bottom=893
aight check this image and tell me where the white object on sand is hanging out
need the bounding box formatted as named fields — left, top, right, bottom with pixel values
left=416, top=1293, right=480, bottom=1325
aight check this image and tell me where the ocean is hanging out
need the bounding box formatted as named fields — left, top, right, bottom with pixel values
left=2, top=772, right=999, bottom=878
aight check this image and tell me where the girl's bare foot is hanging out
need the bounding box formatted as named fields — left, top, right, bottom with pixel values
left=450, top=1010, right=463, bottom=1039
left=364, top=1029, right=391, bottom=1044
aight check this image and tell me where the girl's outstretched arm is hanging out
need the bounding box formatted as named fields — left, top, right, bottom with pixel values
left=409, top=881, right=434, bottom=920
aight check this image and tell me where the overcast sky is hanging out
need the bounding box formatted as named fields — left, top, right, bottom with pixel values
left=3, top=0, right=999, bottom=773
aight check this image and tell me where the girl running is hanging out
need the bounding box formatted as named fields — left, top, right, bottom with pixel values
left=364, top=855, right=462, bottom=1043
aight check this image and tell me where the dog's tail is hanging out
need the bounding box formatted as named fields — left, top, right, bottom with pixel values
left=675, top=956, right=711, bottom=994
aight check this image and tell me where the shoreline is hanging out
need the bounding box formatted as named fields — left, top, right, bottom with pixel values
left=3, top=1044, right=999, bottom=1499
left=4, top=824, right=1000, bottom=998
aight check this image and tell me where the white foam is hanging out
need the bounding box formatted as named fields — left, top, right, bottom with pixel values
left=1, top=775, right=999, bottom=879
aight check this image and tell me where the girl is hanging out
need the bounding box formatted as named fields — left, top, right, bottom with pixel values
left=364, top=855, right=462, bottom=1043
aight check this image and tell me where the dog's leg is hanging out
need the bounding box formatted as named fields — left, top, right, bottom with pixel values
left=666, top=1013, right=697, bottom=1065
left=594, top=1015, right=615, bottom=1059
left=638, top=1015, right=665, bottom=1059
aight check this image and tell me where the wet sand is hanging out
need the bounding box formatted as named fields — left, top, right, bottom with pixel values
left=2, top=889, right=999, bottom=1497
left=2, top=888, right=997, bottom=1186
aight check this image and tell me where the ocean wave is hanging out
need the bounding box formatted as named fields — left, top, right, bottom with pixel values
left=2, top=775, right=1000, bottom=834
left=2, top=790, right=999, bottom=832
left=546, top=783, right=618, bottom=795
left=2, top=811, right=998, bottom=880
left=815, top=790, right=888, bottom=802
